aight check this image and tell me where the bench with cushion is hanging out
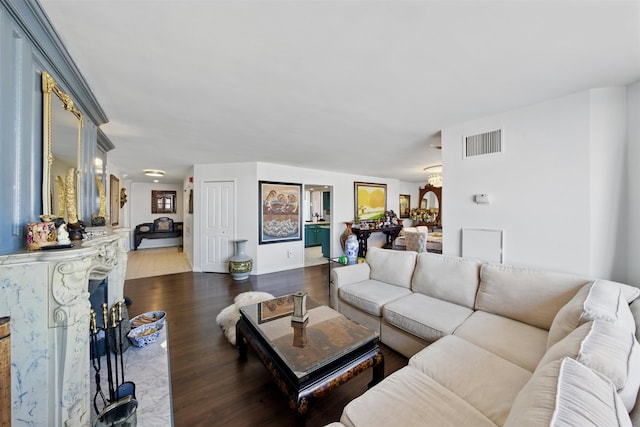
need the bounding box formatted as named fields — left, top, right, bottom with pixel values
left=133, top=217, right=183, bottom=250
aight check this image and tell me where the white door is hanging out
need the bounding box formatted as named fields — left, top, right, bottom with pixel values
left=202, top=181, right=234, bottom=272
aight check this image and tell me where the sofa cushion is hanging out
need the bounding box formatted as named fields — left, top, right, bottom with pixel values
left=383, top=293, right=473, bottom=343
left=538, top=320, right=640, bottom=411
left=504, top=358, right=631, bottom=427
left=547, top=280, right=636, bottom=349
left=454, top=311, right=548, bottom=372
left=475, top=263, right=589, bottom=330
left=412, top=253, right=480, bottom=309
left=366, top=247, right=417, bottom=289
left=339, top=280, right=412, bottom=317
left=340, top=366, right=495, bottom=427
left=409, top=335, right=531, bottom=426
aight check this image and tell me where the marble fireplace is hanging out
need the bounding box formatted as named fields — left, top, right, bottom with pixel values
left=0, top=229, right=129, bottom=426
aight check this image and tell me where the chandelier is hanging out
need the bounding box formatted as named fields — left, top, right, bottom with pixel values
left=423, top=165, right=442, bottom=187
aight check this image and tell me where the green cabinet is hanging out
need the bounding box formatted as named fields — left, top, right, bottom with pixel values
left=320, top=226, right=330, bottom=258
left=305, top=224, right=322, bottom=247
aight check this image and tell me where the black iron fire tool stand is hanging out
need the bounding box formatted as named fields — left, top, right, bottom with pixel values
left=91, top=309, right=107, bottom=415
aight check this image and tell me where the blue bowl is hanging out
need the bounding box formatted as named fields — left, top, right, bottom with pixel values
left=130, top=310, right=166, bottom=329
left=127, top=322, right=162, bottom=348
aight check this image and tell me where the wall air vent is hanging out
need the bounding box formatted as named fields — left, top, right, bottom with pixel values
left=464, top=129, right=502, bottom=158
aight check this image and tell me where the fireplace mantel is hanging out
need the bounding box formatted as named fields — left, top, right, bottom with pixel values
left=0, top=228, right=129, bottom=426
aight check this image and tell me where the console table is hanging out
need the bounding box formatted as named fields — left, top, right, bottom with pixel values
left=351, top=225, right=403, bottom=257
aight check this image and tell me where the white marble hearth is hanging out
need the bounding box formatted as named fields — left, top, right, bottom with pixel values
left=0, top=229, right=129, bottom=426
left=90, top=325, right=173, bottom=426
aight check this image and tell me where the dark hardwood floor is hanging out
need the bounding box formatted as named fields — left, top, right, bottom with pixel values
left=124, top=264, right=408, bottom=427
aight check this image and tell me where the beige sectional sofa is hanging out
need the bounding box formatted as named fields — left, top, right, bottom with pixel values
left=328, top=247, right=640, bottom=426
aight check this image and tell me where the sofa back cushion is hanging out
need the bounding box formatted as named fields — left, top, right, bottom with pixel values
left=366, top=247, right=417, bottom=289
left=412, top=253, right=480, bottom=309
left=538, top=321, right=640, bottom=411
left=475, top=264, right=589, bottom=330
left=547, top=280, right=637, bottom=349
left=504, top=357, right=631, bottom=427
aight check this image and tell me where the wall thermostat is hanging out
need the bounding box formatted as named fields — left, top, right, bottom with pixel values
left=474, top=194, right=490, bottom=204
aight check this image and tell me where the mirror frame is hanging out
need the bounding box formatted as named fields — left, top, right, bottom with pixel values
left=42, top=71, right=84, bottom=220
left=418, top=184, right=442, bottom=226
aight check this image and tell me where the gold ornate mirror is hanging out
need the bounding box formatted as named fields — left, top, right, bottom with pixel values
left=418, top=184, right=442, bottom=226
left=42, top=71, right=83, bottom=222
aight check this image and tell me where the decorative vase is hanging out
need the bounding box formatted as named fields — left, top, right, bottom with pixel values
left=345, top=234, right=359, bottom=265
left=229, top=240, right=253, bottom=281
left=340, top=222, right=354, bottom=251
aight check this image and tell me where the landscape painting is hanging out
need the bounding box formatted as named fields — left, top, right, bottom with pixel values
left=354, top=182, right=387, bottom=222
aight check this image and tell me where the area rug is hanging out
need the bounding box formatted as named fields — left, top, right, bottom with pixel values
left=216, top=291, right=274, bottom=345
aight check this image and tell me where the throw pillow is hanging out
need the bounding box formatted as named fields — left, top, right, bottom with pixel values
left=537, top=320, right=640, bottom=411
left=547, top=280, right=636, bottom=349
left=505, top=358, right=631, bottom=427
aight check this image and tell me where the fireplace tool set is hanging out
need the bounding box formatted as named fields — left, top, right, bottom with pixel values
left=91, top=301, right=137, bottom=426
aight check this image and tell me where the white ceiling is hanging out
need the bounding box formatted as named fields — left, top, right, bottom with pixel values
left=39, top=0, right=640, bottom=184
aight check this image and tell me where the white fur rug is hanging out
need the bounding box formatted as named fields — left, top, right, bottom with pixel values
left=216, top=291, right=274, bottom=345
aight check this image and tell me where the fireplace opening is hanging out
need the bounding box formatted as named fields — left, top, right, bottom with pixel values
left=88, top=278, right=108, bottom=359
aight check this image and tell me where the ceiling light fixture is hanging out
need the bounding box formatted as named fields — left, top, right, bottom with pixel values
left=423, top=165, right=443, bottom=187
left=144, top=169, right=165, bottom=177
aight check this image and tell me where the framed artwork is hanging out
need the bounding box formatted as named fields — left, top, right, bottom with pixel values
left=258, top=295, right=294, bottom=323
left=354, top=182, right=387, bottom=222
left=109, top=174, right=120, bottom=226
left=151, top=190, right=177, bottom=214
left=188, top=189, right=193, bottom=214
left=399, top=194, right=411, bottom=218
left=259, top=180, right=302, bottom=244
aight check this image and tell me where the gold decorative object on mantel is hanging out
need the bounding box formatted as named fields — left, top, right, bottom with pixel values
left=56, top=176, right=65, bottom=218
left=65, top=168, right=78, bottom=224
left=120, top=188, right=127, bottom=208
left=95, top=177, right=106, bottom=218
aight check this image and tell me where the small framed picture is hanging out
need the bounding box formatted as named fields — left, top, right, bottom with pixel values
left=399, top=194, right=410, bottom=218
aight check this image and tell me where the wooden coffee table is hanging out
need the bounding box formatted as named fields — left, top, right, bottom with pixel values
left=236, top=295, right=384, bottom=426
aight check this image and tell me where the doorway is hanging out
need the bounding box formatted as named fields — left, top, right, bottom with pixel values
left=202, top=181, right=234, bottom=272
left=304, top=184, right=332, bottom=267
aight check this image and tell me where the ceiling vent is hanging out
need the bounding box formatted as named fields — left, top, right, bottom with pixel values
left=464, top=129, right=502, bottom=158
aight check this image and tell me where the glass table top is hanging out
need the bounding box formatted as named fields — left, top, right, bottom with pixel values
left=240, top=294, right=379, bottom=381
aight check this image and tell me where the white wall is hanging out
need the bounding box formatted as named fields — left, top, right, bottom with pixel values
left=192, top=161, right=401, bottom=275
left=129, top=181, right=183, bottom=249
left=628, top=80, right=640, bottom=284
left=443, top=91, right=593, bottom=275
left=442, top=87, right=633, bottom=281
left=589, top=88, right=627, bottom=281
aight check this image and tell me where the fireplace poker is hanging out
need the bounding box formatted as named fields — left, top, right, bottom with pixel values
left=110, top=306, right=119, bottom=394
left=117, top=301, right=125, bottom=386
left=102, top=303, right=115, bottom=401
left=90, top=310, right=107, bottom=415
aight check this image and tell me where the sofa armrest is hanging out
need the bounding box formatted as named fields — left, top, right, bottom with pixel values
left=330, top=263, right=371, bottom=310
left=135, top=223, right=154, bottom=234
